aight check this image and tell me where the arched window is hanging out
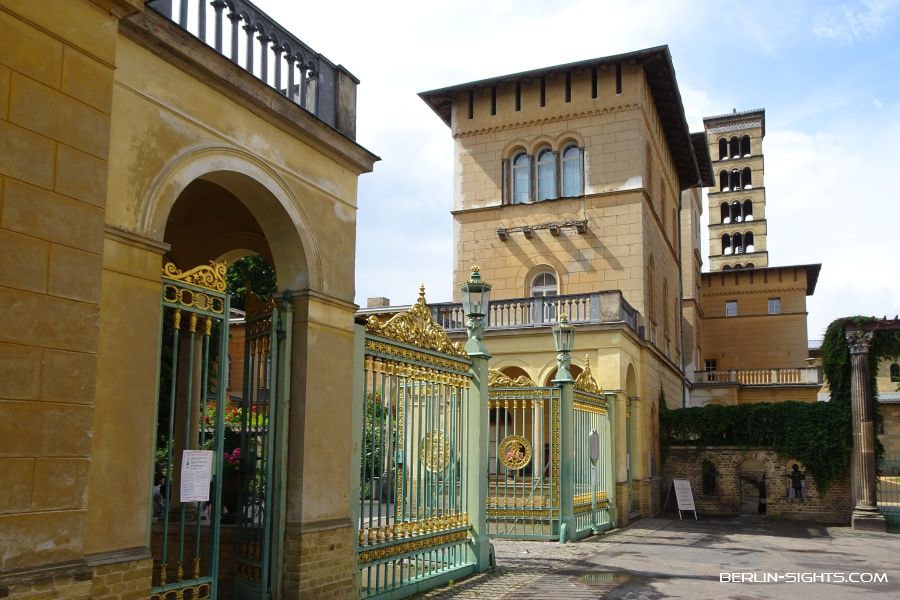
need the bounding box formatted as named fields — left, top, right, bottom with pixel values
left=741, top=167, right=752, bottom=189
left=741, top=135, right=751, bottom=157
left=745, top=262, right=754, bottom=269
left=512, top=152, right=530, bottom=203
left=720, top=202, right=730, bottom=223
left=722, top=264, right=732, bottom=270
left=729, top=169, right=740, bottom=190
left=663, top=279, right=670, bottom=336
left=647, top=257, right=656, bottom=319
left=731, top=200, right=742, bottom=223
left=729, top=136, right=740, bottom=158
left=718, top=138, right=728, bottom=160
left=743, top=199, right=753, bottom=221
left=561, top=144, right=583, bottom=197
left=536, top=148, right=557, bottom=201
left=722, top=234, right=732, bottom=255
left=891, top=363, right=900, bottom=382
left=530, top=271, right=557, bottom=297
left=733, top=232, right=744, bottom=254
left=745, top=231, right=755, bottom=252
left=719, top=170, right=729, bottom=192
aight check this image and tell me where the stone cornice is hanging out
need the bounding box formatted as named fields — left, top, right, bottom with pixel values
left=453, top=103, right=639, bottom=139
left=105, top=224, right=170, bottom=254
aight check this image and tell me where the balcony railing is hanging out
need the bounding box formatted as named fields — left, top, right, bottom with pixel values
left=429, top=291, right=640, bottom=334
left=146, top=0, right=357, bottom=137
left=694, top=368, right=822, bottom=386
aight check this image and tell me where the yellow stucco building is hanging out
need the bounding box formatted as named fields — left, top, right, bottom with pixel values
left=0, top=1, right=377, bottom=598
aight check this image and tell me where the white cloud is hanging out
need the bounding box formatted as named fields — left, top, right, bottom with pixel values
left=812, top=0, right=900, bottom=41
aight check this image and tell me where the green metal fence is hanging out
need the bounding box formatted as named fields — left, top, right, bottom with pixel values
left=355, top=294, right=477, bottom=599
left=152, top=262, right=230, bottom=600
left=573, top=386, right=613, bottom=537
left=487, top=385, right=560, bottom=540
left=878, top=457, right=900, bottom=527
left=233, top=293, right=292, bottom=599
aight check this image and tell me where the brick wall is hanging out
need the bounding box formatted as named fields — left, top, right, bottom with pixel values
left=663, top=447, right=852, bottom=523
left=283, top=521, right=357, bottom=600
left=0, top=555, right=150, bottom=600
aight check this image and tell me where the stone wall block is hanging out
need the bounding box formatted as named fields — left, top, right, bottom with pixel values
left=48, top=244, right=102, bottom=303
left=0, top=229, right=50, bottom=294
left=54, top=145, right=108, bottom=208
left=0, top=120, right=56, bottom=188
left=0, top=343, right=42, bottom=401
left=41, top=349, right=96, bottom=405
left=0, top=11, right=63, bottom=86
left=0, top=400, right=92, bottom=457
left=61, top=46, right=113, bottom=113
left=2, top=179, right=105, bottom=254
left=0, top=65, right=10, bottom=118
left=0, top=510, right=85, bottom=570
left=31, top=457, right=90, bottom=511
left=0, top=0, right=117, bottom=63
left=8, top=75, right=110, bottom=158
left=0, top=288, right=99, bottom=353
left=0, top=457, right=34, bottom=514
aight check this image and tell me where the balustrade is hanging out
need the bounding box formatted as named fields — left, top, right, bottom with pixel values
left=695, top=367, right=821, bottom=386
left=146, top=0, right=356, bottom=136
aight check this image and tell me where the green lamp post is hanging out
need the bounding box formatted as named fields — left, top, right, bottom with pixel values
left=552, top=313, right=576, bottom=382
left=459, top=266, right=492, bottom=356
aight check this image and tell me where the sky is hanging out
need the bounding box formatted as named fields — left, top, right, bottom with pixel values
left=255, top=0, right=900, bottom=340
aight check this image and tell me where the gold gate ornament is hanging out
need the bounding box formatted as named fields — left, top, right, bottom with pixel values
left=498, top=434, right=532, bottom=470
left=420, top=431, right=450, bottom=473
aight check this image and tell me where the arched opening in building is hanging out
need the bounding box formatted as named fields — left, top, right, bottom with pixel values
left=149, top=165, right=312, bottom=595
left=718, top=138, right=728, bottom=160
left=891, top=362, right=900, bottom=382
left=530, top=271, right=558, bottom=297
left=745, top=262, right=754, bottom=269
left=745, top=231, right=755, bottom=253
left=512, top=151, right=530, bottom=204
left=702, top=460, right=718, bottom=496
left=732, top=232, right=744, bottom=254
left=729, top=136, right=740, bottom=159
left=536, top=147, right=557, bottom=201
left=543, top=364, right=583, bottom=386
left=722, top=264, right=732, bottom=270
left=743, top=199, right=753, bottom=221
left=730, top=200, right=742, bottom=223
left=722, top=234, right=732, bottom=255
left=719, top=170, right=729, bottom=191
left=739, top=459, right=767, bottom=515
left=729, top=169, right=740, bottom=190
left=741, top=167, right=752, bottom=189
left=720, top=202, right=729, bottom=223
left=740, top=135, right=751, bottom=157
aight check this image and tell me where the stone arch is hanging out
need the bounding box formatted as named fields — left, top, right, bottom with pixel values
left=140, top=145, right=322, bottom=291
left=554, top=131, right=586, bottom=152
left=625, top=363, right=638, bottom=399
left=502, top=138, right=531, bottom=160
left=528, top=134, right=556, bottom=155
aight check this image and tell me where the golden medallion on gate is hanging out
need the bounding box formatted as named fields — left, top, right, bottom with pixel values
left=420, top=431, right=450, bottom=473
left=498, top=435, right=532, bottom=470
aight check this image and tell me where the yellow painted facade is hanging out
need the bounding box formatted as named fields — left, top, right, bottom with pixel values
left=1, top=1, right=376, bottom=598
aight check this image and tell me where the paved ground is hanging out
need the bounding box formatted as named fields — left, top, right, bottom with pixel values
left=417, top=517, right=900, bottom=599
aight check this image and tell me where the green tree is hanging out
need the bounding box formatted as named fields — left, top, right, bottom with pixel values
left=225, top=255, right=277, bottom=310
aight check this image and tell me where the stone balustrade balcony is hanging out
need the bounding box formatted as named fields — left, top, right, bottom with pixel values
left=693, top=367, right=822, bottom=386
left=428, top=291, right=641, bottom=335
left=146, top=0, right=358, bottom=138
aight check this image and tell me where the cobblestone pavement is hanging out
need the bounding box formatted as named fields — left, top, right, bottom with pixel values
left=416, top=517, right=900, bottom=599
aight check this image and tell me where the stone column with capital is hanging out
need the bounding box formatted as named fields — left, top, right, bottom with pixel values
left=846, top=329, right=886, bottom=531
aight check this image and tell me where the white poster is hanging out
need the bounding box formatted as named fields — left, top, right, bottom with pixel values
left=673, top=478, right=696, bottom=511
left=180, top=450, right=214, bottom=503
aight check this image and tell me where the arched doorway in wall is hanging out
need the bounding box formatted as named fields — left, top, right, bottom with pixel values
left=149, top=167, right=311, bottom=600
left=625, top=365, right=638, bottom=514
left=739, top=458, right=767, bottom=516
left=543, top=364, right=583, bottom=386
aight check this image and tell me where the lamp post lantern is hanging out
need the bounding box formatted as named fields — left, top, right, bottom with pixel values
left=459, top=266, right=492, bottom=356
left=552, top=313, right=576, bottom=382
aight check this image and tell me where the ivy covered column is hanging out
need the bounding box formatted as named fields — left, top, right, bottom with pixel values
left=846, top=329, right=886, bottom=531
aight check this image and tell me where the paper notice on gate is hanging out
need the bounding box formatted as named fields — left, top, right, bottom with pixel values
left=180, top=450, right=214, bottom=502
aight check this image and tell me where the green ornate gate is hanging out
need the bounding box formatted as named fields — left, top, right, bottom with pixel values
left=354, top=288, right=478, bottom=599
left=486, top=358, right=614, bottom=541
left=487, top=372, right=560, bottom=540
left=152, top=262, right=230, bottom=600
left=233, top=293, right=292, bottom=599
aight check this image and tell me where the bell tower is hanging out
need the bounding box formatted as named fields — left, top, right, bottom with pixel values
left=704, top=109, right=769, bottom=271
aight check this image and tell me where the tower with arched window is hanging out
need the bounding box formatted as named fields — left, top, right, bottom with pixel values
left=704, top=109, right=769, bottom=270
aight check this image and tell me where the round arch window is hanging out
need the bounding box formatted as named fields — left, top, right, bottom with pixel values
left=530, top=271, right=558, bottom=297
